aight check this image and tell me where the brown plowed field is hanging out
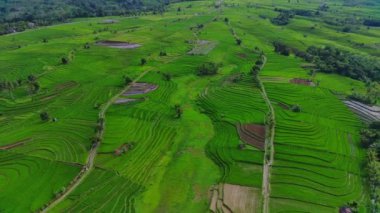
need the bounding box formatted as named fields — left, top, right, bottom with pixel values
left=236, top=123, right=265, bottom=150
left=123, top=83, right=158, bottom=96
left=290, top=78, right=314, bottom=86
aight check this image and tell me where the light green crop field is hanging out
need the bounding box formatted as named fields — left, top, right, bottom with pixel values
left=0, top=0, right=379, bottom=212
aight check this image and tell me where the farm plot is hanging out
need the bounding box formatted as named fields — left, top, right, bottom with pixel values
left=0, top=151, right=80, bottom=212
left=188, top=40, right=217, bottom=55
left=198, top=75, right=267, bottom=208
left=96, top=40, right=141, bottom=49
left=52, top=71, right=179, bottom=211
left=0, top=14, right=155, bottom=211
left=263, top=82, right=367, bottom=211
left=236, top=123, right=265, bottom=150
left=344, top=100, right=380, bottom=123
left=209, top=183, right=261, bottom=213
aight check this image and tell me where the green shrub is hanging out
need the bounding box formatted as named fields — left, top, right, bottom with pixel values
left=197, top=62, right=218, bottom=76
left=40, top=112, right=50, bottom=121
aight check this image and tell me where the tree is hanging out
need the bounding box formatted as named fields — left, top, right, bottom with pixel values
left=197, top=62, right=218, bottom=76
left=30, top=82, right=40, bottom=94
left=290, top=104, right=301, bottom=112
left=255, top=59, right=263, bottom=66
left=224, top=17, right=229, bottom=23
left=27, top=74, right=37, bottom=82
left=40, top=112, right=50, bottom=121
left=251, top=65, right=261, bottom=77
left=141, top=58, right=147, bottom=65
left=174, top=104, right=183, bottom=118
left=124, top=76, right=132, bottom=85
left=162, top=73, right=171, bottom=81
left=236, top=38, right=242, bottom=45
left=84, top=42, right=90, bottom=49
left=159, top=50, right=167, bottom=56
left=61, top=57, right=69, bottom=64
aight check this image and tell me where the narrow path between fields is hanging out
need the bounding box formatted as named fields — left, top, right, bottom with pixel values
left=226, top=15, right=275, bottom=212
left=41, top=70, right=150, bottom=212
left=257, top=55, right=275, bottom=213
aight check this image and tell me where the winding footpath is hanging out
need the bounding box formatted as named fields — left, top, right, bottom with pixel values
left=41, top=70, right=150, bottom=212
left=257, top=56, right=276, bottom=213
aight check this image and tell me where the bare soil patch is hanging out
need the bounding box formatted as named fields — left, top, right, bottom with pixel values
left=237, top=123, right=265, bottom=150
left=99, top=19, right=119, bottom=24
left=188, top=40, right=217, bottom=55
left=344, top=100, right=380, bottom=123
left=123, top=83, right=158, bottom=96
left=290, top=78, right=315, bottom=86
left=0, top=138, right=33, bottom=150
left=209, top=188, right=218, bottom=212
left=223, top=184, right=260, bottom=213
left=114, top=143, right=133, bottom=156
left=114, top=98, right=141, bottom=104
left=237, top=53, right=247, bottom=58
left=96, top=40, right=141, bottom=49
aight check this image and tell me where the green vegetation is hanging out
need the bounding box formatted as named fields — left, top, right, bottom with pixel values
left=0, top=0, right=379, bottom=212
left=197, top=62, right=219, bottom=76
left=306, top=46, right=380, bottom=81
left=0, top=0, right=168, bottom=35
left=360, top=122, right=380, bottom=212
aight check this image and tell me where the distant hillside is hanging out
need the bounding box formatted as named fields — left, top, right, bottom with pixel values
left=0, top=0, right=172, bottom=35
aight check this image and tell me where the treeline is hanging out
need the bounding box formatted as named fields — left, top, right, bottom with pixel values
left=360, top=121, right=380, bottom=212
left=0, top=0, right=171, bottom=35
left=273, top=42, right=380, bottom=82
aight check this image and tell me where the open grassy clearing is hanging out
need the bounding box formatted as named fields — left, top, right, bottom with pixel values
left=0, top=0, right=378, bottom=212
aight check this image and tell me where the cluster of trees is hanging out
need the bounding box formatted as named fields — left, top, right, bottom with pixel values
left=270, top=8, right=315, bottom=26
left=360, top=121, right=380, bottom=212
left=27, top=74, right=40, bottom=94
left=349, top=92, right=377, bottom=105
left=349, top=82, right=379, bottom=105
left=306, top=46, right=380, bottom=81
left=364, top=19, right=380, bottom=27
left=273, top=41, right=291, bottom=56
left=197, top=62, right=219, bottom=76
left=271, top=9, right=294, bottom=25
left=272, top=41, right=380, bottom=82
left=0, top=74, right=41, bottom=99
left=0, top=0, right=170, bottom=35
left=251, top=53, right=265, bottom=80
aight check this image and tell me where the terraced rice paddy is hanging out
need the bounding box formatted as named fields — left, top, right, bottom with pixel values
left=262, top=54, right=367, bottom=212
left=1, top=0, right=379, bottom=212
